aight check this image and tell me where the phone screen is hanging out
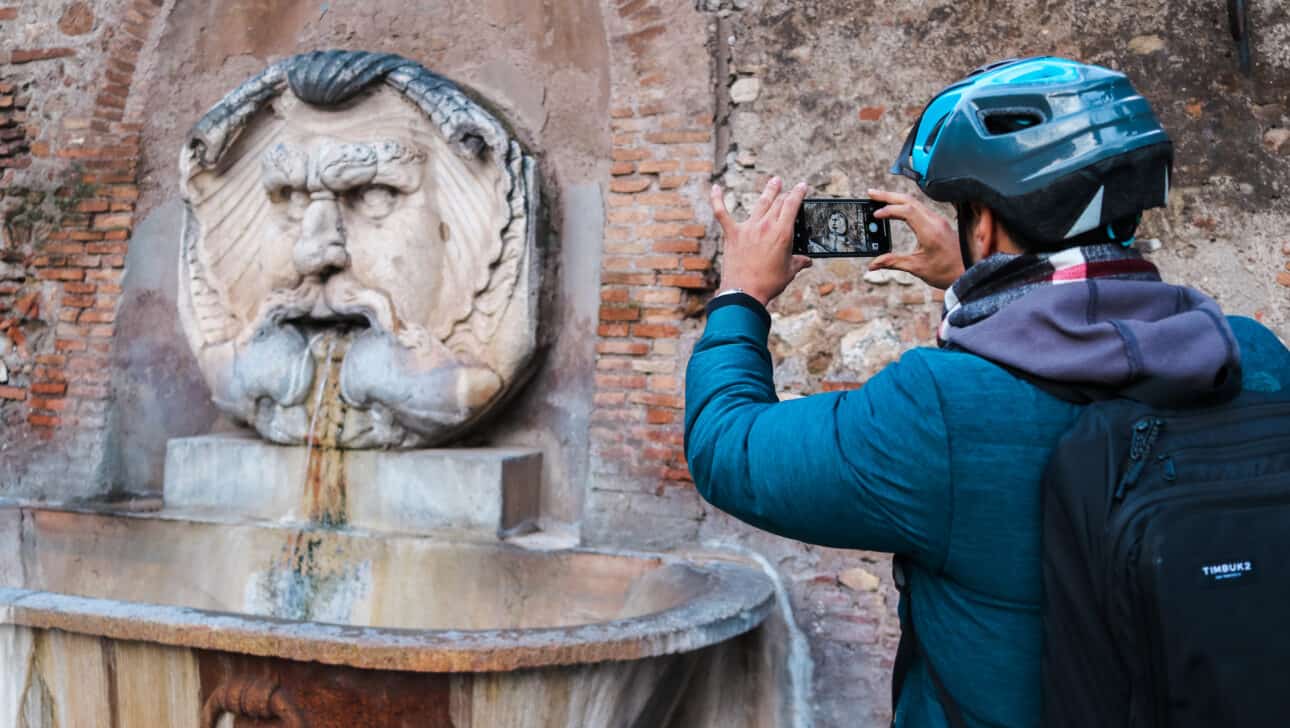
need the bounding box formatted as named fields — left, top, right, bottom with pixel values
left=793, top=198, right=892, bottom=258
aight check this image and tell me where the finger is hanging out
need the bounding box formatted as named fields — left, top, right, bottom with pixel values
left=710, top=184, right=734, bottom=232
left=867, top=188, right=913, bottom=205
left=791, top=255, right=813, bottom=275
left=776, top=182, right=808, bottom=227
left=868, top=253, right=918, bottom=274
left=873, top=203, right=913, bottom=220
left=766, top=188, right=788, bottom=224
left=751, top=176, right=781, bottom=220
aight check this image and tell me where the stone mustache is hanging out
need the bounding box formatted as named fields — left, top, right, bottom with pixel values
left=178, top=51, right=540, bottom=448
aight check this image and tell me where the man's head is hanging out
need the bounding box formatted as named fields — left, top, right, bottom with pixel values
left=891, top=57, right=1172, bottom=267
left=827, top=212, right=847, bottom=236
left=179, top=51, right=540, bottom=448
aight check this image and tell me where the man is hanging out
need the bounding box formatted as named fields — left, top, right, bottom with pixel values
left=684, top=57, right=1290, bottom=726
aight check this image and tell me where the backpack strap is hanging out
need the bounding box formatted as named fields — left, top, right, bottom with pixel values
left=891, top=555, right=968, bottom=728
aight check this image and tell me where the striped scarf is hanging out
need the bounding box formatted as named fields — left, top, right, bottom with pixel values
left=938, top=244, right=1161, bottom=345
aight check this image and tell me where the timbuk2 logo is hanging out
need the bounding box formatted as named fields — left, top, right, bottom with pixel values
left=1200, top=561, right=1253, bottom=579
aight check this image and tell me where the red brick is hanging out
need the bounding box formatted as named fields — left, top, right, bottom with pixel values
left=609, top=178, right=651, bottom=194
left=646, top=407, right=676, bottom=424
left=598, top=341, right=650, bottom=356
left=63, top=282, right=96, bottom=294
left=0, top=7, right=17, bottom=20
left=658, top=176, right=688, bottom=190
left=27, top=414, right=60, bottom=428
left=1278, top=271, right=1290, bottom=288
left=93, top=213, right=132, bottom=230
left=29, top=397, right=67, bottom=411
left=678, top=224, right=707, bottom=238
left=55, top=339, right=86, bottom=352
left=58, top=309, right=80, bottom=323
left=858, top=105, right=886, bottom=121
left=594, top=391, right=627, bottom=406
left=635, top=288, right=682, bottom=305
left=598, top=323, right=629, bottom=337
left=821, top=380, right=863, bottom=392
left=629, top=392, right=684, bottom=408
left=602, top=272, right=655, bottom=286
left=836, top=307, right=865, bottom=323
left=597, top=357, right=633, bottom=371
left=0, top=385, right=26, bottom=400
left=10, top=47, right=75, bottom=64
left=36, top=354, right=65, bottom=366
left=47, top=242, right=86, bottom=255
left=79, top=310, right=115, bottom=324
left=612, top=147, right=648, bottom=162
left=69, top=230, right=105, bottom=241
left=608, top=209, right=648, bottom=224
left=610, top=161, right=635, bottom=176
left=638, top=255, right=680, bottom=270
left=644, top=131, right=709, bottom=144
left=653, top=239, right=701, bottom=254
left=33, top=366, right=65, bottom=381
left=657, top=273, right=708, bottom=288
left=72, top=255, right=101, bottom=268
left=818, top=283, right=836, bottom=296
left=88, top=325, right=114, bottom=338
left=684, top=160, right=714, bottom=173
left=103, top=229, right=130, bottom=241
left=64, top=295, right=94, bottom=308
left=102, top=254, right=126, bottom=268
left=633, top=323, right=680, bottom=338
left=595, top=373, right=646, bottom=389
left=600, top=305, right=641, bottom=322
left=654, top=208, right=696, bottom=222
left=681, top=257, right=712, bottom=271
left=601, top=288, right=630, bottom=303
left=649, top=375, right=679, bottom=391
left=635, top=192, right=686, bottom=206
left=637, top=160, right=679, bottom=174
left=31, top=382, right=66, bottom=396
left=37, top=268, right=84, bottom=281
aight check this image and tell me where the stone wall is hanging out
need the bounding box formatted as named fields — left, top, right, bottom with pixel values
left=0, top=1, right=1287, bottom=726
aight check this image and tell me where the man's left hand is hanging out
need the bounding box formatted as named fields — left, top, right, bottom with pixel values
left=711, top=177, right=812, bottom=307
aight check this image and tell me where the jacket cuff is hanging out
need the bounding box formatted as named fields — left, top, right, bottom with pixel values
left=705, top=292, right=772, bottom=332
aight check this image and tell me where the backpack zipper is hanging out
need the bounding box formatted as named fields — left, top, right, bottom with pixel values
left=1114, top=417, right=1165, bottom=501
left=1154, top=432, right=1290, bottom=483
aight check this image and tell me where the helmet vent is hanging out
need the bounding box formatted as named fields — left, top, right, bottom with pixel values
left=983, top=110, right=1044, bottom=135
left=923, top=114, right=950, bottom=152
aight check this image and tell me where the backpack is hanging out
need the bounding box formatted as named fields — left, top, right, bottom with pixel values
left=1040, top=392, right=1290, bottom=727
left=893, top=389, right=1290, bottom=728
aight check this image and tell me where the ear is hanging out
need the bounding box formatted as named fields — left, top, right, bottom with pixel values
left=971, top=203, right=999, bottom=261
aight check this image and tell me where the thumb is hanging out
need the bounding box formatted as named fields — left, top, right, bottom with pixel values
left=869, top=253, right=917, bottom=275
left=791, top=255, right=813, bottom=275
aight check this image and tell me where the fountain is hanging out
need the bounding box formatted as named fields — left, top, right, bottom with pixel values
left=0, top=51, right=778, bottom=727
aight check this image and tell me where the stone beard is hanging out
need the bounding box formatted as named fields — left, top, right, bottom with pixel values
left=179, top=54, right=540, bottom=449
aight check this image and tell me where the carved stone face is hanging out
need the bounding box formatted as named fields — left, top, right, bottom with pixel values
left=827, top=212, right=847, bottom=236
left=179, top=55, right=539, bottom=449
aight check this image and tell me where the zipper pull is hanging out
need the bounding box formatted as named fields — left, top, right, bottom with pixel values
left=1157, top=454, right=1176, bottom=482
left=1114, top=417, right=1165, bottom=501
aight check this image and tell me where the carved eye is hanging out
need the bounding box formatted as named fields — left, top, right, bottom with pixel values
left=268, top=187, right=310, bottom=221
left=349, top=184, right=399, bottom=219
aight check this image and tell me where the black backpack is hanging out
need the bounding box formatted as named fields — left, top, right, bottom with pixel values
left=1041, top=393, right=1290, bottom=727
left=892, top=388, right=1290, bottom=728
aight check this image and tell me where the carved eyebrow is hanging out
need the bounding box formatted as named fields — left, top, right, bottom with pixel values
left=261, top=143, right=309, bottom=190
left=369, top=140, right=425, bottom=193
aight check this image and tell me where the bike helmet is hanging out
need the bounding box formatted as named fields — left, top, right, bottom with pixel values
left=891, top=57, right=1173, bottom=257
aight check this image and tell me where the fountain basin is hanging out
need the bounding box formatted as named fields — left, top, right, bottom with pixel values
left=0, top=506, right=780, bottom=727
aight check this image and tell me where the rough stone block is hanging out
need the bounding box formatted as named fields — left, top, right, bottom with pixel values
left=163, top=435, right=542, bottom=538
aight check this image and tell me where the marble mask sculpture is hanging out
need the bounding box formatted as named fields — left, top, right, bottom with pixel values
left=178, top=51, right=540, bottom=448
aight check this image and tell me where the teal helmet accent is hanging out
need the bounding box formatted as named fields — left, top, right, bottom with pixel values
left=891, top=57, right=1173, bottom=250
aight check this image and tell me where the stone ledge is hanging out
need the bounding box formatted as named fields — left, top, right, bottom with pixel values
left=163, top=435, right=541, bottom=538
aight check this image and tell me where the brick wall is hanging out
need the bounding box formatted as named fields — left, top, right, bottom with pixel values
left=584, top=0, right=718, bottom=546
left=0, top=0, right=160, bottom=497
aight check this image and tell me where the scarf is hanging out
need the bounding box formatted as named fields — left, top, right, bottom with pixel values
left=939, top=244, right=1160, bottom=345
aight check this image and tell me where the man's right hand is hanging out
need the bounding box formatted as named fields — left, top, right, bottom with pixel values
left=867, top=188, right=964, bottom=290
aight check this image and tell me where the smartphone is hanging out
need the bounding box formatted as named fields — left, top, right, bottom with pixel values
left=793, top=197, right=891, bottom=258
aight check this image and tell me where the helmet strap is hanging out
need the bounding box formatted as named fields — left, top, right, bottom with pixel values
left=955, top=202, right=975, bottom=269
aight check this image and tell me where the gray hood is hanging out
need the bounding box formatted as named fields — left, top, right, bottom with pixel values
left=945, top=279, right=1242, bottom=406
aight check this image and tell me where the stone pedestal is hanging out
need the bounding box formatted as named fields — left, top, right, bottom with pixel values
left=163, top=435, right=541, bottom=537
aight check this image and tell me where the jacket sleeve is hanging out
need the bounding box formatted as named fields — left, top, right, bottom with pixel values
left=684, top=296, right=953, bottom=564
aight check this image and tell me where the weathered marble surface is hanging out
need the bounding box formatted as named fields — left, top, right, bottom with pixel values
left=178, top=51, right=541, bottom=449
left=163, top=434, right=542, bottom=536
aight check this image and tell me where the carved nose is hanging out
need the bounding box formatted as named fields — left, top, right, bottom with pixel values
left=295, top=192, right=350, bottom=277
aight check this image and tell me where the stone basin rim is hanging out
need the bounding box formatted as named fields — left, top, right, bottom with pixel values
left=0, top=558, right=775, bottom=673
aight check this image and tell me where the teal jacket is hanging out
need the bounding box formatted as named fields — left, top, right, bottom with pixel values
left=684, top=300, right=1290, bottom=727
